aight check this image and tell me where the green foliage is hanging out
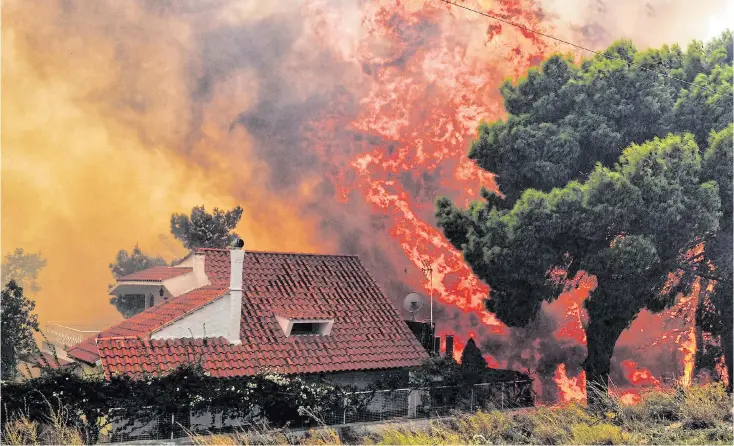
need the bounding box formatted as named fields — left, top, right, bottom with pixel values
left=1, top=248, right=47, bottom=292
left=443, top=133, right=721, bottom=398
left=109, top=244, right=167, bottom=279
left=2, top=404, right=85, bottom=446
left=618, top=388, right=682, bottom=423
left=571, top=423, right=625, bottom=444
left=460, top=337, right=487, bottom=385
left=673, top=65, right=733, bottom=146
left=1, top=281, right=40, bottom=381
left=108, top=244, right=167, bottom=318
left=1, top=362, right=357, bottom=444
left=476, top=32, right=733, bottom=205
left=679, top=382, right=731, bottom=428
left=367, top=384, right=731, bottom=445
left=696, top=126, right=734, bottom=390
left=409, top=356, right=464, bottom=389
left=170, top=205, right=244, bottom=250
left=437, top=33, right=733, bottom=400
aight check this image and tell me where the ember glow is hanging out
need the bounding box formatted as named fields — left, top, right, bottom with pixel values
left=677, top=281, right=701, bottom=387
left=621, top=360, right=661, bottom=387
left=3, top=0, right=730, bottom=403
left=553, top=364, right=586, bottom=403
left=618, top=392, right=642, bottom=406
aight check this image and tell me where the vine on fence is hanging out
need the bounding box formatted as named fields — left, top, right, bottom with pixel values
left=2, top=344, right=533, bottom=444
left=1, top=361, right=363, bottom=444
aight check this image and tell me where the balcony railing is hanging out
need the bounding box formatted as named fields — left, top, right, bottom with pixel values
left=42, top=322, right=102, bottom=348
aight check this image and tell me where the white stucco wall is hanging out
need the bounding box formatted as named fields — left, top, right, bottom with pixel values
left=151, top=295, right=230, bottom=340
left=162, top=271, right=204, bottom=297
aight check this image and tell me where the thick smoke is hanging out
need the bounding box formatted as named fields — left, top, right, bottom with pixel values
left=2, top=0, right=727, bottom=393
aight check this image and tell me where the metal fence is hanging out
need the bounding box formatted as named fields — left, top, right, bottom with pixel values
left=99, top=380, right=534, bottom=443
left=471, top=380, right=534, bottom=411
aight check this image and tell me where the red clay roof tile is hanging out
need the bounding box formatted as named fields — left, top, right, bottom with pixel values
left=72, top=249, right=428, bottom=378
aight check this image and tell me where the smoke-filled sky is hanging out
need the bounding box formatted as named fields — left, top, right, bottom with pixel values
left=2, top=0, right=731, bottom=352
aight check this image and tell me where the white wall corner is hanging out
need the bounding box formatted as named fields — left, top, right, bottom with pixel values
left=322, top=320, right=334, bottom=336
left=152, top=295, right=230, bottom=340
left=275, top=315, right=293, bottom=336
left=193, top=252, right=210, bottom=287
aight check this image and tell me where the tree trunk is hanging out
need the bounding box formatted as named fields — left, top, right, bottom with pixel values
left=722, top=330, right=733, bottom=393
left=584, top=318, right=627, bottom=409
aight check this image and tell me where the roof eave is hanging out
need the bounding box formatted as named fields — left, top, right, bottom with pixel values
left=109, top=281, right=174, bottom=296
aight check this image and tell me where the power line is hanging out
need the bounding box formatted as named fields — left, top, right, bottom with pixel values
left=438, top=0, right=734, bottom=99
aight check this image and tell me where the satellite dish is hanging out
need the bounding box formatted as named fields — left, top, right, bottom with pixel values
left=404, top=293, right=424, bottom=320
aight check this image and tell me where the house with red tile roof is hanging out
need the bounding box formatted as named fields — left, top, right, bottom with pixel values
left=18, top=351, right=73, bottom=379
left=63, top=244, right=429, bottom=387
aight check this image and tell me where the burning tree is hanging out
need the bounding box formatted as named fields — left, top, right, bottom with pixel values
left=695, top=126, right=733, bottom=391
left=436, top=35, right=732, bottom=403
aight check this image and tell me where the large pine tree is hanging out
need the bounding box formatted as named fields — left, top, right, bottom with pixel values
left=436, top=32, right=733, bottom=401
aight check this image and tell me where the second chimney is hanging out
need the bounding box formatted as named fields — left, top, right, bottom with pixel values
left=228, top=240, right=245, bottom=345
left=445, top=335, right=454, bottom=361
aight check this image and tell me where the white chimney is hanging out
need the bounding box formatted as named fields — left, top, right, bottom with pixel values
left=228, top=242, right=245, bottom=345
left=193, top=251, right=209, bottom=287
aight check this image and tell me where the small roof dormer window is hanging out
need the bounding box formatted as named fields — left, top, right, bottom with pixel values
left=291, top=322, right=323, bottom=335
left=275, top=315, right=333, bottom=337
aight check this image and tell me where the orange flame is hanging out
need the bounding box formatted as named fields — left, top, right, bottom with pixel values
left=715, top=356, right=729, bottom=388
left=553, top=364, right=586, bottom=403
left=618, top=391, right=642, bottom=406
left=677, top=281, right=701, bottom=387
left=621, top=360, right=661, bottom=387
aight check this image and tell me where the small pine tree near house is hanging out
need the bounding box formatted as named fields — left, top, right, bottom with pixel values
left=1, top=280, right=40, bottom=380
left=170, top=205, right=244, bottom=249
left=461, top=337, right=488, bottom=385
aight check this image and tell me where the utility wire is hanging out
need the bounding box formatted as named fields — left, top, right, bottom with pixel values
left=438, top=0, right=734, bottom=99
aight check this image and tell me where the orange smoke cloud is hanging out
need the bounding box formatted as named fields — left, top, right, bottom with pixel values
left=2, top=0, right=326, bottom=325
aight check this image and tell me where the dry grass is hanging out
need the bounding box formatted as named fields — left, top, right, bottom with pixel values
left=334, top=383, right=730, bottom=445
left=184, top=384, right=732, bottom=445
left=2, top=416, right=39, bottom=445
left=187, top=425, right=292, bottom=445
left=5, top=383, right=731, bottom=444
left=2, top=403, right=84, bottom=445
left=679, top=380, right=732, bottom=428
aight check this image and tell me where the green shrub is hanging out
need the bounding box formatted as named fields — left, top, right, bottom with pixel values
left=521, top=408, right=572, bottom=445
left=456, top=411, right=514, bottom=441
left=620, top=388, right=681, bottom=423
left=679, top=383, right=732, bottom=429
left=375, top=424, right=462, bottom=445
left=2, top=417, right=39, bottom=445
left=300, top=428, right=342, bottom=445
left=571, top=423, right=625, bottom=445
left=706, top=423, right=734, bottom=444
